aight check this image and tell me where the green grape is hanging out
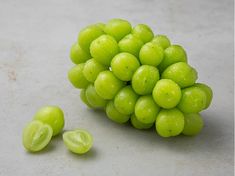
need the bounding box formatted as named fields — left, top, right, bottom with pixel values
left=135, top=95, right=160, bottom=124
left=132, top=24, right=154, bottom=43
left=104, top=18, right=132, bottom=42
left=68, top=63, right=90, bottom=89
left=96, top=23, right=105, bottom=31
left=105, top=101, right=130, bottom=123
left=114, top=86, right=139, bottom=115
left=78, top=25, right=104, bottom=53
left=132, top=65, right=160, bottom=95
left=182, top=113, right=204, bottom=136
left=139, top=42, right=164, bottom=66
left=80, top=89, right=92, bottom=108
left=94, top=71, right=124, bottom=99
left=118, top=34, right=144, bottom=57
left=158, top=45, right=187, bottom=72
left=152, top=79, right=181, bottom=109
left=63, top=129, right=93, bottom=154
left=111, top=52, right=140, bottom=81
left=194, top=83, right=213, bottom=109
left=83, top=59, right=107, bottom=82
left=130, top=114, right=153, bottom=130
left=34, top=106, right=64, bottom=136
left=70, top=43, right=91, bottom=64
left=161, top=62, right=198, bottom=88
left=177, top=86, right=207, bottom=113
left=151, top=35, right=171, bottom=49
left=90, top=35, right=119, bottom=66
left=155, top=108, right=185, bottom=137
left=85, top=84, right=107, bottom=108
left=22, top=120, right=53, bottom=152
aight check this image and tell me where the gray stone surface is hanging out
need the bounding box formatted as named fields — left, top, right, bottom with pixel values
left=0, top=0, right=234, bottom=175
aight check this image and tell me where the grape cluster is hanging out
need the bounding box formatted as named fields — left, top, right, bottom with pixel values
left=68, top=19, right=213, bottom=137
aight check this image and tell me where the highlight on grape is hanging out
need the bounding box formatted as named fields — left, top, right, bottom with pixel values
left=69, top=18, right=213, bottom=138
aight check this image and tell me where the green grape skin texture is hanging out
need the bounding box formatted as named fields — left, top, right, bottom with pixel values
left=70, top=43, right=91, bottom=64
left=111, top=52, right=140, bottom=81
left=131, top=114, right=153, bottom=130
left=22, top=120, right=53, bottom=152
left=156, top=108, right=185, bottom=137
left=151, top=35, right=171, bottom=49
left=132, top=24, right=154, bottom=43
left=34, top=106, right=64, bottom=136
left=80, top=89, right=93, bottom=108
left=132, top=65, right=160, bottom=95
left=194, top=83, right=213, bottom=109
left=182, top=113, right=204, bottom=136
left=106, top=101, right=130, bottom=124
left=63, top=129, right=93, bottom=154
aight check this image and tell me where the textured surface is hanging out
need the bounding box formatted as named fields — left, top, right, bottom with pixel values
left=0, top=0, right=234, bottom=175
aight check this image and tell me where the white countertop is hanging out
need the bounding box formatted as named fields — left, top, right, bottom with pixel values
left=0, top=0, right=233, bottom=175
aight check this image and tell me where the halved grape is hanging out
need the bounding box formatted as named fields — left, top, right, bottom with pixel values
left=114, top=86, right=139, bottom=115
left=80, top=89, right=92, bottom=108
left=182, top=113, right=204, bottom=136
left=162, top=62, right=198, bottom=88
left=177, top=86, right=207, bottom=113
left=104, top=18, right=132, bottom=42
left=85, top=84, right=107, bottom=108
left=106, top=101, right=130, bottom=123
left=70, top=43, right=91, bottom=64
left=135, top=95, right=160, bottom=124
left=68, top=63, right=90, bottom=89
left=151, top=35, right=171, bottom=49
left=155, top=108, right=185, bottom=137
left=34, top=106, right=64, bottom=136
left=194, top=83, right=213, bottom=109
left=83, top=59, right=107, bottom=82
left=94, top=71, right=124, bottom=99
left=131, top=114, right=153, bottom=130
left=22, top=120, right=53, bottom=152
left=78, top=25, right=104, bottom=53
left=132, top=65, right=160, bottom=95
left=118, top=34, right=144, bottom=57
left=63, top=129, right=93, bottom=154
left=139, top=42, right=164, bottom=66
left=90, top=35, right=119, bottom=66
left=132, top=24, right=154, bottom=43
left=111, top=52, right=140, bottom=81
left=153, top=79, right=181, bottom=109
left=158, top=45, right=187, bottom=72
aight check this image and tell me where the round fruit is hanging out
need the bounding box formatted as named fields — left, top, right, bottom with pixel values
left=152, top=79, right=181, bottom=109
left=151, top=35, right=171, bottom=49
left=111, top=52, right=140, bottom=81
left=177, top=86, right=207, bottom=113
left=132, top=24, right=154, bottom=43
left=70, top=43, right=91, bottom=64
left=106, top=101, right=130, bottom=123
left=34, top=106, right=64, bottom=136
left=182, top=113, right=204, bottom=136
left=161, top=62, right=198, bottom=88
left=80, top=89, right=92, bottom=108
left=155, top=108, right=184, bottom=137
left=139, top=42, right=164, bottom=66
left=90, top=34, right=119, bottom=66
left=114, top=86, right=139, bottom=115
left=131, top=114, right=153, bottom=130
left=194, top=83, right=213, bottom=109
left=63, top=129, right=93, bottom=154
left=94, top=71, right=124, bottom=99
left=132, top=65, right=160, bottom=95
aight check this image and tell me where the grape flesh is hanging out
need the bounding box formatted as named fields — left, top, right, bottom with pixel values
left=106, top=101, right=130, bottom=123
left=155, top=108, right=184, bottom=137
left=135, top=95, right=160, bottom=124
left=114, top=86, right=139, bottom=115
left=34, top=106, right=64, bottom=136
left=111, top=52, right=140, bottom=81
left=63, top=129, right=93, bottom=154
left=132, top=65, right=160, bottom=95
left=22, top=120, right=53, bottom=152
left=152, top=79, right=181, bottom=109
left=162, top=62, right=198, bottom=88
left=182, top=113, right=204, bottom=136
left=94, top=71, right=124, bottom=99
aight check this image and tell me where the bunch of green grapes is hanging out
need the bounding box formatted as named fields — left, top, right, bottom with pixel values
left=68, top=19, right=213, bottom=137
